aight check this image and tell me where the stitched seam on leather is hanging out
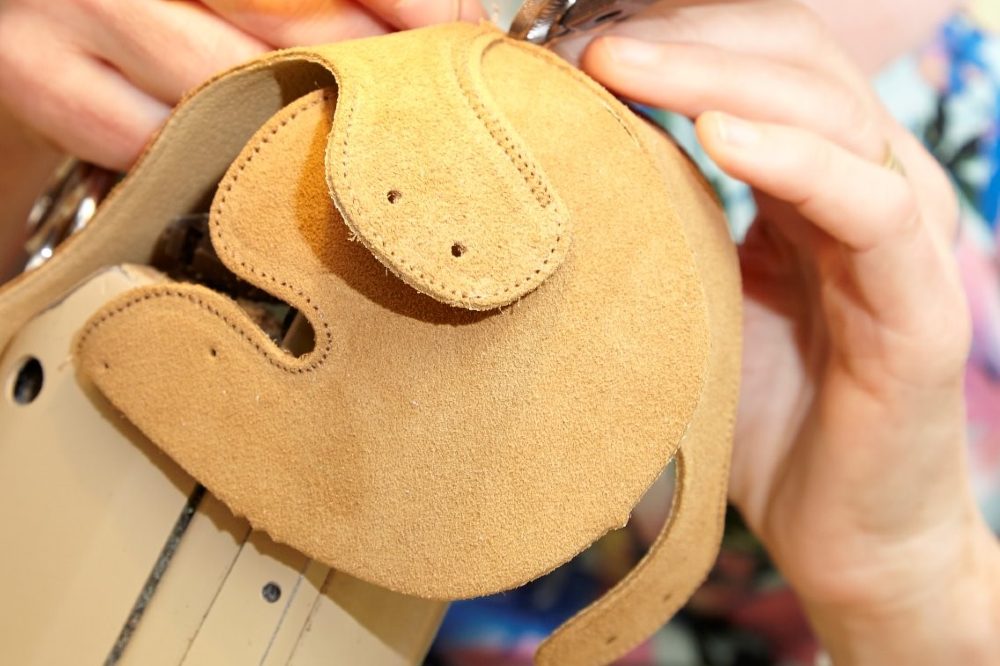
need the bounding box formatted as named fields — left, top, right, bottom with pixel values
left=78, top=94, right=335, bottom=374
left=333, top=43, right=564, bottom=305
left=451, top=32, right=565, bottom=296
left=76, top=285, right=328, bottom=373
left=454, top=35, right=553, bottom=208
left=457, top=33, right=567, bottom=294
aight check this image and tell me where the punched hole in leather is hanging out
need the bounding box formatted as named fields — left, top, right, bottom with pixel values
left=64, top=22, right=740, bottom=666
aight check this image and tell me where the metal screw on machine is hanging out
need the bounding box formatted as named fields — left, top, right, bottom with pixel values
left=509, top=0, right=655, bottom=45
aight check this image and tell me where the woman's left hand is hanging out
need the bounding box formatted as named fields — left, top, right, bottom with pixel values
left=575, top=1, right=999, bottom=663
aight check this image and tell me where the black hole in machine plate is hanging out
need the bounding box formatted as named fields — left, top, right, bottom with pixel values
left=12, top=357, right=43, bottom=405
left=262, top=582, right=282, bottom=603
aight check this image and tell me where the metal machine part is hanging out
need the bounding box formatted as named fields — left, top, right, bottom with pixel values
left=23, top=160, right=116, bottom=271
left=508, top=0, right=654, bottom=45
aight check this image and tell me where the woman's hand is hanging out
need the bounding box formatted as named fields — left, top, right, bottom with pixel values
left=0, top=0, right=482, bottom=170
left=580, top=1, right=999, bottom=662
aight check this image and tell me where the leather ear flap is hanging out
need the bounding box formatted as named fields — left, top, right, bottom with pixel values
left=319, top=26, right=572, bottom=310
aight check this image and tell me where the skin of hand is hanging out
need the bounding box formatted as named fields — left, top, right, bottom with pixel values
left=577, top=1, right=1000, bottom=662
left=0, top=106, right=61, bottom=281
left=0, top=0, right=483, bottom=171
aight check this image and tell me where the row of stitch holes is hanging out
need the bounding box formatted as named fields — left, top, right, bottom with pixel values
left=387, top=190, right=466, bottom=260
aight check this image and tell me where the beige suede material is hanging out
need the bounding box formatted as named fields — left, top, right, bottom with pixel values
left=535, top=120, right=741, bottom=665
left=0, top=21, right=740, bottom=665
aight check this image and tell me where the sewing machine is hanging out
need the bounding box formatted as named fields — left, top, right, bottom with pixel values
left=0, top=2, right=654, bottom=662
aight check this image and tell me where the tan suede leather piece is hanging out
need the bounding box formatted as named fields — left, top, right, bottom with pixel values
left=0, top=60, right=338, bottom=355
left=75, top=25, right=712, bottom=597
left=535, top=120, right=741, bottom=665
left=0, top=21, right=740, bottom=666
left=323, top=27, right=571, bottom=309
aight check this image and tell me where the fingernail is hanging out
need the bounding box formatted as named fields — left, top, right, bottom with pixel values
left=716, top=114, right=760, bottom=146
left=393, top=0, right=458, bottom=28
left=601, top=37, right=662, bottom=67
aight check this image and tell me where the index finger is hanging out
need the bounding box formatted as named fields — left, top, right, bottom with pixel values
left=355, top=0, right=486, bottom=29
left=557, top=0, right=862, bottom=88
left=201, top=0, right=388, bottom=47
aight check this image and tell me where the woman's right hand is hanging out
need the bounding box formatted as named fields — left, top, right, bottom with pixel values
left=0, top=0, right=482, bottom=170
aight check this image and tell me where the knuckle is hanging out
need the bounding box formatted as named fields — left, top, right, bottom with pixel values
left=808, top=136, right=836, bottom=182
left=72, top=105, right=146, bottom=168
left=809, top=74, right=866, bottom=139
left=783, top=136, right=833, bottom=209
left=881, top=186, right=922, bottom=238
left=642, top=4, right=703, bottom=42
left=771, top=0, right=824, bottom=37
left=60, top=111, right=140, bottom=169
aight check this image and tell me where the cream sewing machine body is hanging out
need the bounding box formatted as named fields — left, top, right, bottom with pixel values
left=0, top=262, right=447, bottom=665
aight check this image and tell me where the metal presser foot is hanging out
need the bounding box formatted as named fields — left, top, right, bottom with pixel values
left=510, top=0, right=653, bottom=45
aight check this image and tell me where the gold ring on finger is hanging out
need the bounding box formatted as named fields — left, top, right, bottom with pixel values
left=881, top=142, right=907, bottom=177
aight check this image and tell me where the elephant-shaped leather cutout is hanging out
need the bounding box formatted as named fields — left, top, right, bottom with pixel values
left=62, top=23, right=740, bottom=665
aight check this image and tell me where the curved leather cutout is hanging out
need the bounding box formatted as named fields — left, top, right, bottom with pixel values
left=75, top=23, right=716, bottom=605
